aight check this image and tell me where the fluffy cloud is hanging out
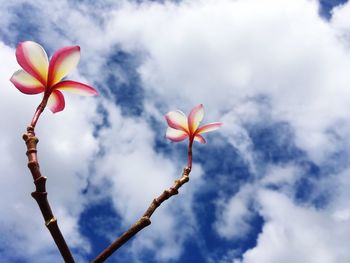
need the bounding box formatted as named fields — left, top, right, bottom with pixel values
left=332, top=1, right=350, bottom=34
left=214, top=184, right=255, bottom=240
left=2, top=0, right=350, bottom=262
left=238, top=189, right=350, bottom=263
left=105, top=0, right=350, bottom=164
left=105, top=2, right=350, bottom=259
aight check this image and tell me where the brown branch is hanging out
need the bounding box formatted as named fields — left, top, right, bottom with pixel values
left=23, top=126, right=75, bottom=263
left=91, top=166, right=192, bottom=263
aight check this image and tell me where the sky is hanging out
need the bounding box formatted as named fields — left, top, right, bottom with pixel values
left=1, top=0, right=350, bottom=262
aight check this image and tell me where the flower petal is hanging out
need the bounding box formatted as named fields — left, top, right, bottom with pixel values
left=188, top=104, right=204, bottom=134
left=165, top=110, right=189, bottom=133
left=54, top=80, right=98, bottom=96
left=48, top=90, right=65, bottom=113
left=16, top=41, right=48, bottom=85
left=194, top=134, right=206, bottom=144
left=10, top=70, right=45, bottom=94
left=48, top=46, right=80, bottom=87
left=166, top=127, right=188, bottom=142
left=197, top=122, right=222, bottom=134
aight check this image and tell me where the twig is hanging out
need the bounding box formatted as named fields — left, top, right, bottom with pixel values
left=91, top=166, right=192, bottom=263
left=23, top=126, right=75, bottom=263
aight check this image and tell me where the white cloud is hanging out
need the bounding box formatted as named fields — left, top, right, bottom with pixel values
left=331, top=1, right=350, bottom=35
left=105, top=0, right=350, bottom=164
left=104, top=3, right=350, bottom=258
left=2, top=0, right=350, bottom=262
left=239, top=190, right=350, bottom=263
left=261, top=164, right=301, bottom=187
left=214, top=184, right=255, bottom=239
left=213, top=163, right=301, bottom=244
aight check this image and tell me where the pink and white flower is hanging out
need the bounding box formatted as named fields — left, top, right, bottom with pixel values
left=10, top=41, right=98, bottom=113
left=165, top=104, right=222, bottom=144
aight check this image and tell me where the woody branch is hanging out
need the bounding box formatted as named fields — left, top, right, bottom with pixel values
left=92, top=166, right=192, bottom=263
left=23, top=125, right=75, bottom=263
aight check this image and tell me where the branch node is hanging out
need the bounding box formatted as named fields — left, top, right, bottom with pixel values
left=140, top=216, right=151, bottom=226
left=183, top=167, right=191, bottom=175
left=27, top=160, right=39, bottom=169
left=153, top=198, right=161, bottom=207
left=26, top=148, right=38, bottom=155
left=31, top=191, right=48, bottom=199
left=163, top=189, right=171, bottom=199
left=34, top=176, right=47, bottom=185
left=45, top=217, right=57, bottom=227
left=23, top=135, right=39, bottom=145
left=182, top=175, right=190, bottom=183
left=27, top=125, right=35, bottom=134
left=170, top=187, right=178, bottom=195
left=33, top=176, right=47, bottom=192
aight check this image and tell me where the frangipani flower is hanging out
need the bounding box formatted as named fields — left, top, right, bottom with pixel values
left=10, top=41, right=98, bottom=114
left=165, top=104, right=222, bottom=144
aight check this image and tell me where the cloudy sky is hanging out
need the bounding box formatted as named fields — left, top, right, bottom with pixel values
left=1, top=0, right=350, bottom=262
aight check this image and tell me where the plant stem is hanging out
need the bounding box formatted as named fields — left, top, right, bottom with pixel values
left=91, top=166, right=192, bottom=263
left=187, top=139, right=193, bottom=169
left=31, top=95, right=49, bottom=128
left=23, top=126, right=75, bottom=263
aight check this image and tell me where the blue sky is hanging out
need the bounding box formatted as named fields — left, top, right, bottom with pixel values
left=1, top=0, right=350, bottom=262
